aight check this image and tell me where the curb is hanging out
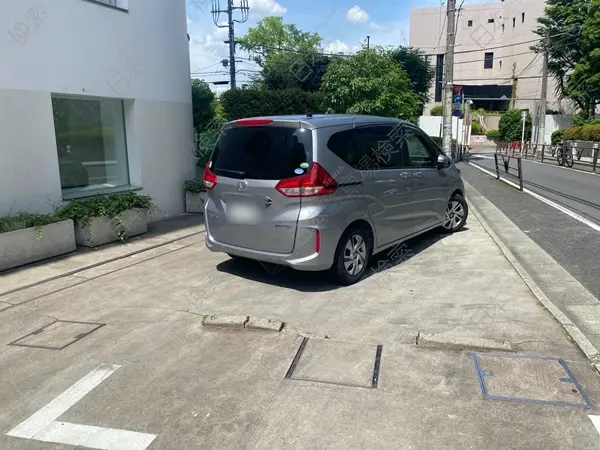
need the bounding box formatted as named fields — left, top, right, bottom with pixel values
left=202, top=314, right=284, bottom=332
left=465, top=187, right=600, bottom=368
left=417, top=332, right=512, bottom=352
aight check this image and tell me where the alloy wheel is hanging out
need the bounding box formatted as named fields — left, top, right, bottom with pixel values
left=443, top=200, right=465, bottom=231
left=343, top=234, right=367, bottom=276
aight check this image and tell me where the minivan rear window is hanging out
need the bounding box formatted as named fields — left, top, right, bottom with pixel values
left=210, top=125, right=313, bottom=180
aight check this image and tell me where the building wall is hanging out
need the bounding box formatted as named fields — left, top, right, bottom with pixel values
left=0, top=0, right=193, bottom=219
left=410, top=0, right=568, bottom=115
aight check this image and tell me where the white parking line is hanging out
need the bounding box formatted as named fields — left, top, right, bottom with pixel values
left=7, top=364, right=156, bottom=450
left=589, top=416, right=600, bottom=435
left=466, top=162, right=600, bottom=234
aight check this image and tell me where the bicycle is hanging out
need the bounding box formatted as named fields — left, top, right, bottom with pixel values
left=556, top=141, right=574, bottom=168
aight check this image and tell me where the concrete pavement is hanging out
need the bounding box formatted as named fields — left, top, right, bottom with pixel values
left=2, top=207, right=600, bottom=448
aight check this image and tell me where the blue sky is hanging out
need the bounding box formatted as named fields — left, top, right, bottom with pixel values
left=186, top=0, right=495, bottom=90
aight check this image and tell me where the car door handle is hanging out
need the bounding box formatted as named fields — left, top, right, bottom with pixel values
left=399, top=172, right=411, bottom=179
left=413, top=172, right=424, bottom=178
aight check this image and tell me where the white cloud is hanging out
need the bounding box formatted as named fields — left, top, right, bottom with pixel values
left=324, top=40, right=363, bottom=55
left=346, top=5, right=369, bottom=23
left=248, top=0, right=287, bottom=17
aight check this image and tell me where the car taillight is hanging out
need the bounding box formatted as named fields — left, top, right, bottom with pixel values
left=203, top=162, right=217, bottom=190
left=275, top=163, right=337, bottom=197
left=315, top=229, right=321, bottom=253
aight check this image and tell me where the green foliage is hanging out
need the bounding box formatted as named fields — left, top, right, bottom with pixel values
left=564, top=123, right=600, bottom=141
left=184, top=179, right=206, bottom=193
left=486, top=129, right=501, bottom=141
left=196, top=129, right=218, bottom=167
left=471, top=120, right=484, bottom=135
left=390, top=47, right=435, bottom=111
left=55, top=192, right=154, bottom=228
left=260, top=52, right=331, bottom=91
left=430, top=105, right=443, bottom=116
left=0, top=212, right=62, bottom=234
left=220, top=88, right=325, bottom=121
left=563, top=125, right=583, bottom=140
left=191, top=79, right=216, bottom=131
left=238, top=17, right=322, bottom=68
left=551, top=129, right=565, bottom=144
left=320, top=47, right=422, bottom=121
left=498, top=109, right=532, bottom=142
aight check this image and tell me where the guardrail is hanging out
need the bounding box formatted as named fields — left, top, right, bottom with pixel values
left=493, top=151, right=524, bottom=191
left=494, top=141, right=600, bottom=173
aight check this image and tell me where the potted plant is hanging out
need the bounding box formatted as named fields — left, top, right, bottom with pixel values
left=54, top=192, right=154, bottom=247
left=0, top=212, right=76, bottom=272
left=184, top=180, right=207, bottom=214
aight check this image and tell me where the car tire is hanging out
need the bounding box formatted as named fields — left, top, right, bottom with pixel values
left=441, top=194, right=468, bottom=233
left=330, top=225, right=372, bottom=286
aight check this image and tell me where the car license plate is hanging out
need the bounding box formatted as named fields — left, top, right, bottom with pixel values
left=227, top=202, right=261, bottom=225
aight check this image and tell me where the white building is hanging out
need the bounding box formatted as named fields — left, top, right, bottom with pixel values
left=0, top=0, right=194, bottom=220
left=410, top=0, right=571, bottom=116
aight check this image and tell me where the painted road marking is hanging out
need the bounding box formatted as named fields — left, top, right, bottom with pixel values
left=589, top=415, right=600, bottom=435
left=467, top=162, right=600, bottom=234
left=7, top=364, right=156, bottom=450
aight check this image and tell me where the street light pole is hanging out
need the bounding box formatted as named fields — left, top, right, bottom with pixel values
left=442, top=0, right=457, bottom=159
left=537, top=33, right=550, bottom=146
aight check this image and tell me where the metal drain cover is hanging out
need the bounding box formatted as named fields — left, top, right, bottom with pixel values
left=285, top=337, right=382, bottom=389
left=9, top=320, right=105, bottom=350
left=473, top=352, right=591, bottom=408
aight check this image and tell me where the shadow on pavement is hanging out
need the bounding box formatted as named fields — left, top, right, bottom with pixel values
left=215, top=228, right=461, bottom=292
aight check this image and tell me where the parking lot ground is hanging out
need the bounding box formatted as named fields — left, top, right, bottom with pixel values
left=2, top=209, right=600, bottom=449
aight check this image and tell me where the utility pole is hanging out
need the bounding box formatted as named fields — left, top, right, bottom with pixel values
left=366, top=36, right=370, bottom=49
left=511, top=62, right=518, bottom=109
left=211, top=0, right=249, bottom=89
left=442, top=0, right=457, bottom=158
left=537, top=33, right=550, bottom=146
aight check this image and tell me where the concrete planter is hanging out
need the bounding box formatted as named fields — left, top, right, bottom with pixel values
left=0, top=219, right=76, bottom=272
left=185, top=191, right=207, bottom=214
left=74, top=208, right=148, bottom=247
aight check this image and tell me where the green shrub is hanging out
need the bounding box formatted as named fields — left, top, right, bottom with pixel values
left=184, top=179, right=206, bottom=193
left=580, top=124, right=600, bottom=142
left=0, top=212, right=62, bottom=234
left=486, top=129, right=501, bottom=141
left=551, top=130, right=565, bottom=144
left=220, top=88, right=326, bottom=121
left=499, top=109, right=532, bottom=142
left=430, top=105, right=443, bottom=116
left=563, top=126, right=584, bottom=141
left=471, top=120, right=484, bottom=135
left=55, top=192, right=154, bottom=229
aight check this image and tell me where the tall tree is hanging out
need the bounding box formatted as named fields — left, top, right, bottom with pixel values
left=191, top=79, right=215, bottom=131
left=533, top=0, right=589, bottom=112
left=320, top=47, right=422, bottom=121
left=390, top=47, right=435, bottom=107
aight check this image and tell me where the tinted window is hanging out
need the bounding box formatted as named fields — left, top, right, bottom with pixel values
left=404, top=133, right=436, bottom=168
left=484, top=52, right=494, bottom=69
left=327, top=129, right=364, bottom=168
left=210, top=126, right=312, bottom=180
left=355, top=126, right=404, bottom=170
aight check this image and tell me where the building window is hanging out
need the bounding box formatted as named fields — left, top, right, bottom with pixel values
left=435, top=54, right=444, bottom=102
left=522, top=12, right=525, bottom=23
left=51, top=95, right=130, bottom=195
left=513, top=17, right=516, bottom=27
left=488, top=18, right=495, bottom=23
left=484, top=52, right=494, bottom=69
left=467, top=20, right=473, bottom=27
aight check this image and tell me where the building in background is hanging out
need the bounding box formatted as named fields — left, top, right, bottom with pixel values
left=410, top=0, right=569, bottom=116
left=0, top=0, right=194, bottom=219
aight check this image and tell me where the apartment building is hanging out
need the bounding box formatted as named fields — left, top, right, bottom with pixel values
left=0, top=0, right=194, bottom=219
left=410, top=0, right=567, bottom=116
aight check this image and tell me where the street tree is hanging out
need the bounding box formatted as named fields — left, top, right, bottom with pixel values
left=320, top=47, right=422, bottom=121
left=533, top=0, right=590, bottom=113
left=191, top=79, right=215, bottom=131
left=390, top=47, right=435, bottom=110
left=498, top=109, right=532, bottom=142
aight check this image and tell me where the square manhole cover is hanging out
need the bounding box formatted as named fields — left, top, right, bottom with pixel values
left=285, top=337, right=382, bottom=389
left=473, top=352, right=591, bottom=408
left=9, top=320, right=105, bottom=350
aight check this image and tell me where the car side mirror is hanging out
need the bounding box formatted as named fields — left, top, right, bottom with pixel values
left=437, top=154, right=450, bottom=169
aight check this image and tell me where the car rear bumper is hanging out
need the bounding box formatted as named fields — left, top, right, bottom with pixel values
left=205, top=228, right=335, bottom=272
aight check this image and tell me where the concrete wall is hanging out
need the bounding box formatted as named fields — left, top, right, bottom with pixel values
left=0, top=0, right=193, bottom=219
left=411, top=0, right=570, bottom=115
left=419, top=116, right=465, bottom=142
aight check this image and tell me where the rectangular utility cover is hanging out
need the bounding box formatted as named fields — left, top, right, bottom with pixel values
left=286, top=338, right=381, bottom=389
left=9, top=321, right=105, bottom=350
left=473, top=352, right=591, bottom=408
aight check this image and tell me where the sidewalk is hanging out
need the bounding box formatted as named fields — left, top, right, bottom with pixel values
left=2, top=198, right=600, bottom=449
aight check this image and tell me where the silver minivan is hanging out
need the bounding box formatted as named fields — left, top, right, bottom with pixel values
left=204, top=114, right=467, bottom=285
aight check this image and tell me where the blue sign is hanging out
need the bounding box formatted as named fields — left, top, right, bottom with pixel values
left=454, top=94, right=462, bottom=104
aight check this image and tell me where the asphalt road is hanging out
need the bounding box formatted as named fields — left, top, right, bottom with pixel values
left=458, top=159, right=600, bottom=300
left=467, top=153, right=600, bottom=223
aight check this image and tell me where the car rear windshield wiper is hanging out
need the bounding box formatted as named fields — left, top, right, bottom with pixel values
left=214, top=168, right=246, bottom=178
